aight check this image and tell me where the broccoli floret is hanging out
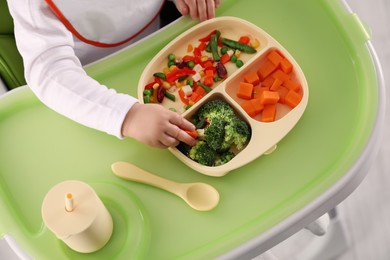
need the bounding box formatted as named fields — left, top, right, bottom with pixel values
left=182, top=99, right=251, bottom=167
left=195, top=99, right=235, bottom=122
left=189, top=141, right=216, bottom=166
left=222, top=117, right=251, bottom=150
left=204, top=118, right=225, bottom=151
left=215, top=151, right=236, bottom=166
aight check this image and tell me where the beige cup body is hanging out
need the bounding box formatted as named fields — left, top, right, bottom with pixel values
left=61, top=200, right=113, bottom=253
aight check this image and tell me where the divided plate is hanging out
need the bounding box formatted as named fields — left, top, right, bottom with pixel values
left=138, top=17, right=308, bottom=177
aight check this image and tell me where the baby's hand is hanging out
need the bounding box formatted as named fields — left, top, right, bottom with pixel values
left=122, top=103, right=197, bottom=148
left=175, top=0, right=221, bottom=22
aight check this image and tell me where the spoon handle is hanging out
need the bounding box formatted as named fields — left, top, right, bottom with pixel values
left=111, top=161, right=181, bottom=194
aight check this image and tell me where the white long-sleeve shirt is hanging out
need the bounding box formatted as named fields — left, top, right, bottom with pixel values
left=7, top=0, right=162, bottom=138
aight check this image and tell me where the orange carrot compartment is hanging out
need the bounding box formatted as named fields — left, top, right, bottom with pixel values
left=226, top=48, right=304, bottom=122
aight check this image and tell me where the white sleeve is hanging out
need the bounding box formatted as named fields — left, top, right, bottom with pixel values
left=6, top=0, right=139, bottom=138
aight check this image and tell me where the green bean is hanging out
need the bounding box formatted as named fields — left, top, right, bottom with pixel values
left=178, top=75, right=188, bottom=82
left=197, top=83, right=213, bottom=93
left=220, top=38, right=257, bottom=53
left=143, top=95, right=150, bottom=103
left=164, top=91, right=176, bottom=102
left=210, top=34, right=220, bottom=62
left=153, top=72, right=166, bottom=80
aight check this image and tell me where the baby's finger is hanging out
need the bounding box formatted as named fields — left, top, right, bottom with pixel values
left=174, top=0, right=189, bottom=16
left=206, top=0, right=216, bottom=20
left=160, top=135, right=180, bottom=148
left=197, top=0, right=208, bottom=22
left=185, top=0, right=199, bottom=19
left=169, top=113, right=195, bottom=131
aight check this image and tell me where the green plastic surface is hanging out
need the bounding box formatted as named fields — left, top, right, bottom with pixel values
left=0, top=0, right=379, bottom=259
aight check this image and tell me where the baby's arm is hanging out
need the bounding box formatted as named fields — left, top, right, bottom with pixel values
left=7, top=0, right=195, bottom=148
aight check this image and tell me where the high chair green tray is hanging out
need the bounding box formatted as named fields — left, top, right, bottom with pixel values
left=0, top=0, right=385, bottom=259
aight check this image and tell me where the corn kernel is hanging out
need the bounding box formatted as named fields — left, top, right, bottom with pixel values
left=188, top=100, right=195, bottom=106
left=152, top=83, right=159, bottom=89
left=234, top=50, right=241, bottom=58
left=163, top=67, right=170, bottom=74
left=169, top=65, right=178, bottom=71
left=201, top=56, right=209, bottom=62
left=250, top=38, right=260, bottom=48
left=162, top=81, right=171, bottom=89
left=175, top=81, right=183, bottom=88
left=187, top=43, right=193, bottom=53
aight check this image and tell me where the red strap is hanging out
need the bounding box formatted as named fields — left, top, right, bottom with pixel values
left=45, top=0, right=166, bottom=48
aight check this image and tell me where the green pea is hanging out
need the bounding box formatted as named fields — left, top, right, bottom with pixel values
left=168, top=60, right=175, bottom=67
left=168, top=53, right=175, bottom=61
left=220, top=46, right=229, bottom=55
left=186, top=79, right=194, bottom=87
left=143, top=89, right=153, bottom=96
left=187, top=60, right=195, bottom=69
left=230, top=55, right=237, bottom=63
left=236, top=59, right=244, bottom=68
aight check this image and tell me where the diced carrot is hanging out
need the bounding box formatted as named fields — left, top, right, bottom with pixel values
left=241, top=100, right=256, bottom=117
left=270, top=78, right=283, bottom=91
left=237, top=82, right=254, bottom=100
left=280, top=58, right=293, bottom=74
left=260, top=90, right=280, bottom=105
left=178, top=88, right=189, bottom=105
left=203, top=76, right=214, bottom=87
left=261, top=77, right=274, bottom=89
left=284, top=90, right=302, bottom=108
left=250, top=98, right=264, bottom=114
left=205, top=69, right=214, bottom=77
left=283, top=79, right=301, bottom=92
left=189, top=92, right=200, bottom=102
left=257, top=61, right=277, bottom=81
left=271, top=69, right=290, bottom=83
left=220, top=53, right=230, bottom=64
left=253, top=86, right=268, bottom=98
left=238, top=36, right=250, bottom=45
left=194, top=85, right=206, bottom=96
left=267, top=50, right=284, bottom=66
left=276, top=86, right=290, bottom=104
left=185, top=130, right=198, bottom=139
left=262, top=104, right=277, bottom=122
left=187, top=44, right=193, bottom=53
left=244, top=72, right=260, bottom=86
